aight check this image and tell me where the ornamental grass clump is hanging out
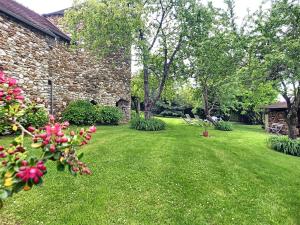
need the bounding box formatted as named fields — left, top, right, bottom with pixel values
left=214, top=121, right=233, bottom=131
left=268, top=135, right=300, bottom=157
left=0, top=71, right=96, bottom=208
left=130, top=117, right=166, bottom=131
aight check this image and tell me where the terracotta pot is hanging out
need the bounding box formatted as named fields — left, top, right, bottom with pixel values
left=203, top=131, right=209, bottom=137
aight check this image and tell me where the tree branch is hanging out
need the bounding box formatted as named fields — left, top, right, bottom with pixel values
left=148, top=1, right=166, bottom=51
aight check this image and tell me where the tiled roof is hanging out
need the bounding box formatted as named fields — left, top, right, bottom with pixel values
left=0, top=0, right=70, bottom=42
left=264, top=102, right=288, bottom=109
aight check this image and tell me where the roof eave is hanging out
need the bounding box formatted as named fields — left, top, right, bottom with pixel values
left=0, top=8, right=70, bottom=42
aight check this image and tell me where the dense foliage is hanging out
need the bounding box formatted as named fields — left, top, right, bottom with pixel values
left=96, top=106, right=123, bottom=125
left=214, top=121, right=233, bottom=131
left=243, top=0, right=300, bottom=139
left=130, top=117, right=166, bottom=131
left=62, top=101, right=123, bottom=125
left=0, top=102, right=48, bottom=135
left=20, top=103, right=48, bottom=128
left=268, top=136, right=300, bottom=157
left=0, top=72, right=96, bottom=207
left=62, top=100, right=97, bottom=125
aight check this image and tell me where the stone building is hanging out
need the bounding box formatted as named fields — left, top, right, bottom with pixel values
left=0, top=0, right=131, bottom=121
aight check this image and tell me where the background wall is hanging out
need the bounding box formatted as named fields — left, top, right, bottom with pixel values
left=0, top=13, right=131, bottom=121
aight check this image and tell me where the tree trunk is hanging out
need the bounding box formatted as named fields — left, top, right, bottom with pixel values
left=282, top=85, right=300, bottom=139
left=136, top=98, right=140, bottom=115
left=132, top=97, right=140, bottom=115
left=286, top=106, right=298, bottom=139
left=139, top=29, right=153, bottom=120
left=143, top=66, right=152, bottom=119
left=144, top=101, right=153, bottom=119
left=203, top=85, right=217, bottom=125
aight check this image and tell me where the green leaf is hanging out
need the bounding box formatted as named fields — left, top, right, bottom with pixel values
left=0, top=189, right=9, bottom=200
left=78, top=152, right=84, bottom=160
left=56, top=162, right=65, bottom=172
left=31, top=143, right=43, bottom=148
left=53, top=152, right=61, bottom=161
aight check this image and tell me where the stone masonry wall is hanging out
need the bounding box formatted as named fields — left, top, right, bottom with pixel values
left=0, top=13, right=131, bottom=121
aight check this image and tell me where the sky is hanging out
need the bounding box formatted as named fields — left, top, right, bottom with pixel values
left=16, top=0, right=268, bottom=17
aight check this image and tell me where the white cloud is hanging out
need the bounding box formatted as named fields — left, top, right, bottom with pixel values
left=15, top=0, right=73, bottom=14
left=15, top=0, right=268, bottom=17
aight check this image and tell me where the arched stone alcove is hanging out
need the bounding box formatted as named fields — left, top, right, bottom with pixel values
left=116, top=99, right=130, bottom=122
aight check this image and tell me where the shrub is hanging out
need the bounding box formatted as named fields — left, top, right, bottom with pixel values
left=214, top=121, right=233, bottom=131
left=0, top=102, right=48, bottom=135
left=20, top=104, right=48, bottom=128
left=268, top=136, right=300, bottom=156
left=62, top=100, right=97, bottom=125
left=130, top=117, right=166, bottom=131
left=159, top=110, right=183, bottom=117
left=96, top=106, right=123, bottom=125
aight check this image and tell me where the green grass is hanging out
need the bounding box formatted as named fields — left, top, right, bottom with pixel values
left=1, top=118, right=300, bottom=225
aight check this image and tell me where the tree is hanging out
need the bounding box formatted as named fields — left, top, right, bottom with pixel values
left=246, top=0, right=300, bottom=138
left=183, top=1, right=242, bottom=123
left=131, top=71, right=178, bottom=114
left=65, top=0, right=193, bottom=119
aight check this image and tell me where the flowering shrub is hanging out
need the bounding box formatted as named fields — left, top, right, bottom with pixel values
left=0, top=71, right=96, bottom=208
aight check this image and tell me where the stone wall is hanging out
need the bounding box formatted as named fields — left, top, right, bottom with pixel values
left=0, top=13, right=131, bottom=121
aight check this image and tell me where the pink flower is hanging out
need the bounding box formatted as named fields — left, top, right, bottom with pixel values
left=5, top=95, right=11, bottom=101
left=49, top=115, right=55, bottom=121
left=88, top=126, right=96, bottom=133
left=16, top=164, right=46, bottom=183
left=57, top=131, right=64, bottom=137
left=63, top=121, right=70, bottom=128
left=0, top=71, right=5, bottom=83
left=13, top=87, right=22, bottom=95
left=8, top=78, right=17, bottom=86
left=15, top=95, right=24, bottom=100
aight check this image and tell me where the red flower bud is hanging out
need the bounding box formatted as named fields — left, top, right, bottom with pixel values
left=27, top=126, right=35, bottom=133
left=49, top=145, right=56, bottom=153
left=85, top=134, right=91, bottom=141
left=61, top=137, right=68, bottom=143
left=0, top=146, right=4, bottom=151
left=88, top=126, right=96, bottom=133
left=33, top=176, right=40, bottom=184
left=21, top=160, right=28, bottom=166
left=0, top=152, right=6, bottom=158
left=79, top=128, right=84, bottom=136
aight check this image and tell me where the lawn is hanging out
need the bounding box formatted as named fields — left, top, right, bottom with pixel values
left=1, top=118, right=300, bottom=225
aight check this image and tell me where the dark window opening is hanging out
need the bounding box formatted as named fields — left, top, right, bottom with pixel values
left=48, top=80, right=53, bottom=114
